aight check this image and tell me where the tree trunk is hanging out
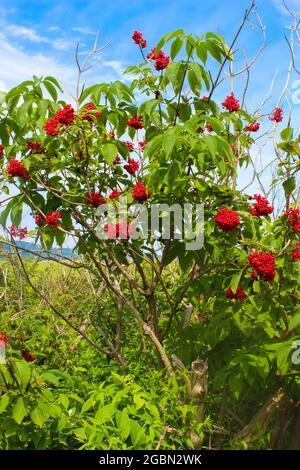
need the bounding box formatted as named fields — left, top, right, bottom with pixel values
left=234, top=389, right=289, bottom=445
left=187, top=359, right=208, bottom=449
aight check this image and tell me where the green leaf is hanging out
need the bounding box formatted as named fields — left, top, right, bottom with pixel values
left=43, top=80, right=58, bottom=102
left=202, top=135, right=217, bottom=157
left=290, top=310, right=300, bottom=331
left=55, top=230, right=66, bottom=247
left=41, top=232, right=54, bottom=251
left=0, top=123, right=10, bottom=146
left=230, top=272, right=242, bottom=294
left=41, top=372, right=60, bottom=386
left=228, top=372, right=244, bottom=399
left=196, top=42, right=208, bottom=63
left=11, top=202, right=23, bottom=227
left=5, top=83, right=29, bottom=102
left=166, top=161, right=180, bottom=187
left=280, top=127, right=293, bottom=141
left=133, top=394, right=145, bottom=410
left=156, top=29, right=184, bottom=53
left=130, top=419, right=145, bottom=446
left=43, top=76, right=63, bottom=93
left=141, top=99, right=158, bottom=120
left=276, top=342, right=292, bottom=374
left=207, top=40, right=223, bottom=63
left=164, top=241, right=185, bottom=265
left=189, top=62, right=203, bottom=85
left=95, top=403, right=115, bottom=424
left=0, top=394, right=10, bottom=413
left=116, top=411, right=131, bottom=440
left=81, top=397, right=96, bottom=413
left=188, top=70, right=201, bottom=95
left=170, top=36, right=183, bottom=59
left=253, top=281, right=260, bottom=293
left=0, top=199, right=15, bottom=228
left=12, top=397, right=27, bottom=424
left=163, top=131, right=177, bottom=158
left=283, top=177, right=296, bottom=197
left=14, top=360, right=31, bottom=391
left=31, top=404, right=50, bottom=427
left=102, top=143, right=119, bottom=164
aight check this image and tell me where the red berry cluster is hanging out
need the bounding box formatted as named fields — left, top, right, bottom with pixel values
left=0, top=333, right=36, bottom=362
left=221, top=93, right=240, bottom=112
left=123, top=141, right=135, bottom=152
left=87, top=192, right=106, bottom=207
left=132, top=182, right=149, bottom=201
left=56, top=104, right=75, bottom=125
left=138, top=140, right=147, bottom=151
left=146, top=48, right=170, bottom=71
left=105, top=220, right=134, bottom=239
left=292, top=247, right=300, bottom=262
left=127, top=115, right=144, bottom=130
left=214, top=208, right=241, bottom=232
left=269, top=107, right=283, bottom=123
left=45, top=211, right=61, bottom=227
left=0, top=144, right=4, bottom=156
left=226, top=286, right=247, bottom=301
left=283, top=207, right=300, bottom=232
left=248, top=251, right=276, bottom=281
left=247, top=122, right=260, bottom=132
left=34, top=211, right=65, bottom=229
left=26, top=140, right=45, bottom=154
left=124, top=158, right=139, bottom=175
left=21, top=350, right=36, bottom=362
left=34, top=213, right=44, bottom=226
left=109, top=190, right=121, bottom=200
left=44, top=117, right=60, bottom=136
left=82, top=103, right=102, bottom=121
left=44, top=104, right=75, bottom=136
left=9, top=224, right=28, bottom=240
left=132, top=30, right=147, bottom=48
left=7, top=159, right=30, bottom=180
left=113, top=155, right=121, bottom=165
left=250, top=194, right=273, bottom=217
left=0, top=332, right=10, bottom=348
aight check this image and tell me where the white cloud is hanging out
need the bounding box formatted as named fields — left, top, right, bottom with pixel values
left=48, top=26, right=60, bottom=32
left=72, top=27, right=95, bottom=35
left=102, top=60, right=125, bottom=78
left=0, top=21, right=91, bottom=51
left=1, top=22, right=75, bottom=51
left=52, top=38, right=75, bottom=51
left=4, top=24, right=48, bottom=43
left=0, top=37, right=76, bottom=93
left=0, top=36, right=126, bottom=99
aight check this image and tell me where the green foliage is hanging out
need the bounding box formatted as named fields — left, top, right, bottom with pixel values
left=0, top=27, right=299, bottom=450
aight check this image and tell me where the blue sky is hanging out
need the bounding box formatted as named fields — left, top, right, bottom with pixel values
left=0, top=0, right=299, bottom=102
left=1, top=0, right=300, bottom=144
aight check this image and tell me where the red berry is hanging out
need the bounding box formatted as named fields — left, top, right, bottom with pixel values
left=215, top=208, right=240, bottom=232
left=248, top=251, right=276, bottom=282
left=221, top=93, right=240, bottom=112
left=132, top=182, right=149, bottom=201
left=87, top=193, right=106, bottom=207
